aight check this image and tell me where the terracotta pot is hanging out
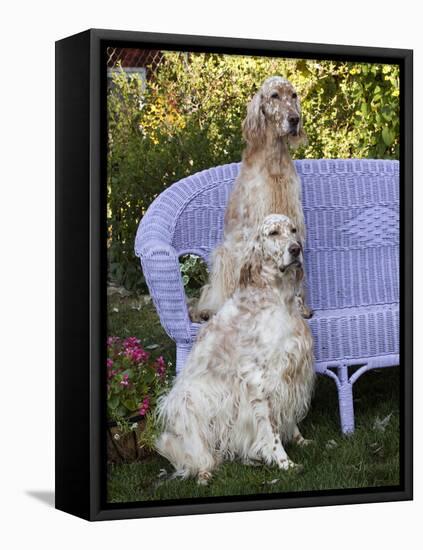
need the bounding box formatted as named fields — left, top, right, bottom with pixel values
left=107, top=418, right=152, bottom=463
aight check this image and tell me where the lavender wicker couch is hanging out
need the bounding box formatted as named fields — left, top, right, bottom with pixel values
left=135, top=159, right=399, bottom=434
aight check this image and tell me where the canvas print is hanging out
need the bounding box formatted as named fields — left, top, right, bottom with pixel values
left=105, top=47, right=400, bottom=503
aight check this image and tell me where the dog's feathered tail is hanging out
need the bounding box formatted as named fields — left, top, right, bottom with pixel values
left=155, top=384, right=218, bottom=479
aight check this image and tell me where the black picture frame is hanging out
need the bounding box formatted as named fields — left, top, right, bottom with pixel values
left=55, top=28, right=413, bottom=521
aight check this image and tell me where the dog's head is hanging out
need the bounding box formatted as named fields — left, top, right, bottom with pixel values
left=260, top=214, right=304, bottom=275
left=240, top=214, right=304, bottom=287
left=242, top=76, right=307, bottom=147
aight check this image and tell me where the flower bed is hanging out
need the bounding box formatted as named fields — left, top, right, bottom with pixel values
left=107, top=336, right=171, bottom=463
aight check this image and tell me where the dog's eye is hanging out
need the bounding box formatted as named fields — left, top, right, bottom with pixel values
left=291, top=228, right=297, bottom=233
left=292, top=92, right=297, bottom=99
left=270, top=92, right=279, bottom=99
left=269, top=230, right=279, bottom=236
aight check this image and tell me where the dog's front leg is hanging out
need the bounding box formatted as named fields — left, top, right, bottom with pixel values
left=250, top=398, right=297, bottom=470
left=296, top=284, right=313, bottom=319
left=292, top=424, right=314, bottom=447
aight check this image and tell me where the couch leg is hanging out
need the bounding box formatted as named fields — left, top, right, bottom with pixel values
left=337, top=365, right=355, bottom=434
left=176, top=343, right=192, bottom=374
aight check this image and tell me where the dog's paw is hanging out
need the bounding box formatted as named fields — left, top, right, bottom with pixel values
left=242, top=458, right=262, bottom=467
left=278, top=458, right=297, bottom=470
left=199, top=309, right=213, bottom=322
left=297, top=438, right=314, bottom=447
left=295, top=296, right=313, bottom=319
left=294, top=436, right=314, bottom=447
left=188, top=306, right=214, bottom=323
left=197, top=471, right=213, bottom=486
left=300, top=305, right=313, bottom=319
left=279, top=459, right=304, bottom=474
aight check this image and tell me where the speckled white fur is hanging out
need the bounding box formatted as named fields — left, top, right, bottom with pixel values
left=194, top=76, right=312, bottom=321
left=156, top=215, right=315, bottom=483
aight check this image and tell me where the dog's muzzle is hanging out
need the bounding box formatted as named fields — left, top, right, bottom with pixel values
left=288, top=115, right=300, bottom=136
left=279, top=259, right=302, bottom=273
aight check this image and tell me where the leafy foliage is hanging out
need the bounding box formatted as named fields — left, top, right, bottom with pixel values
left=107, top=54, right=399, bottom=290
left=179, top=254, right=208, bottom=292
left=107, top=336, right=170, bottom=425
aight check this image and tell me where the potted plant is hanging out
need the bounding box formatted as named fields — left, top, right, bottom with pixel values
left=106, top=336, right=171, bottom=463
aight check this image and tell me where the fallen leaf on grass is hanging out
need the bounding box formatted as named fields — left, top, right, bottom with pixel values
left=373, top=412, right=393, bottom=432
left=326, top=439, right=338, bottom=450
left=370, top=442, right=383, bottom=455
left=261, top=479, right=280, bottom=485
left=145, top=344, right=159, bottom=350
left=107, top=285, right=132, bottom=298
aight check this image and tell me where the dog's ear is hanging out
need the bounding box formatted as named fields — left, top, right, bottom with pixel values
left=239, top=260, right=251, bottom=287
left=239, top=243, right=263, bottom=287
left=242, top=92, right=265, bottom=146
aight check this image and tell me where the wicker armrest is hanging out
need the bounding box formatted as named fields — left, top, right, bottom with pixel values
left=138, top=240, right=192, bottom=344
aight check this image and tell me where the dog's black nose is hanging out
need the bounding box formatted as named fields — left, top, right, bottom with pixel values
left=289, top=243, right=301, bottom=257
left=288, top=115, right=300, bottom=127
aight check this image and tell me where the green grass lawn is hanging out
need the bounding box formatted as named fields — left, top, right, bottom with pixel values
left=107, top=292, right=400, bottom=503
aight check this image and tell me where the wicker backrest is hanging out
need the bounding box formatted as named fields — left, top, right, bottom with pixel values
left=298, top=159, right=399, bottom=310
left=170, top=163, right=239, bottom=262
left=136, top=159, right=399, bottom=311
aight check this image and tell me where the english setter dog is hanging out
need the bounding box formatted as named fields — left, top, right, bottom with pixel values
left=192, top=76, right=312, bottom=322
left=156, top=214, right=315, bottom=484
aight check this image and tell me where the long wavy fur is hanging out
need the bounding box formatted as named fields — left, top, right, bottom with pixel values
left=156, top=215, right=315, bottom=483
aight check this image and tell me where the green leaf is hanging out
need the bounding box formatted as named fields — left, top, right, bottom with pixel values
left=117, top=405, right=128, bottom=417
left=143, top=369, right=156, bottom=384
left=120, top=369, right=132, bottom=376
left=109, top=394, right=119, bottom=409
left=123, top=399, right=138, bottom=412
left=382, top=127, right=394, bottom=146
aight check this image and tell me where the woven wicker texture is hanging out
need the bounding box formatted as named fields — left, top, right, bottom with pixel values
left=135, top=159, right=399, bottom=432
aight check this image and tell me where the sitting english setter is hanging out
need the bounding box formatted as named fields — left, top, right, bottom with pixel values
left=156, top=214, right=315, bottom=484
left=192, top=76, right=312, bottom=322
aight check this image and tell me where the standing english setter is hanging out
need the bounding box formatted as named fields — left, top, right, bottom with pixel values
left=156, top=214, right=315, bottom=484
left=192, top=76, right=312, bottom=322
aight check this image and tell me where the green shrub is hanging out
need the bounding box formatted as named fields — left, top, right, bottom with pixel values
left=107, top=336, right=170, bottom=425
left=179, top=254, right=208, bottom=294
left=107, top=54, right=399, bottom=291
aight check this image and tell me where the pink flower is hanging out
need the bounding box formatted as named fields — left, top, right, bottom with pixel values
left=107, top=358, right=114, bottom=369
left=155, top=356, right=167, bottom=378
left=139, top=396, right=150, bottom=416
left=124, top=347, right=150, bottom=364
left=119, top=374, right=130, bottom=387
left=123, top=337, right=141, bottom=349
left=156, top=356, right=165, bottom=367
left=107, top=336, right=121, bottom=347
